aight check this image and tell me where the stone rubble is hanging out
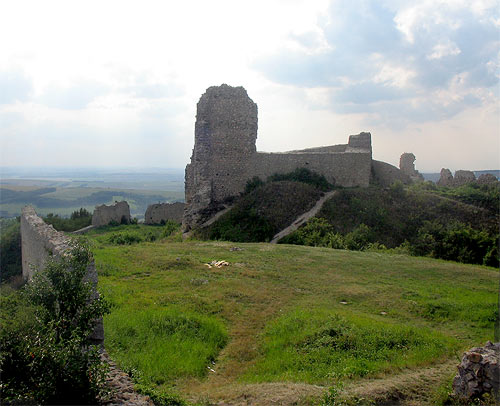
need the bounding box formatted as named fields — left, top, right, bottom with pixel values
left=452, top=341, right=500, bottom=400
left=100, top=351, right=154, bottom=406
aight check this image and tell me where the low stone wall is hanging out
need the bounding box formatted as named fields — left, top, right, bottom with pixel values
left=92, top=201, right=131, bottom=227
left=371, top=160, right=411, bottom=187
left=144, top=202, right=185, bottom=224
left=20, top=206, right=104, bottom=342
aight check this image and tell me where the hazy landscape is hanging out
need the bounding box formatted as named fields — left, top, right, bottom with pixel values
left=0, top=167, right=185, bottom=219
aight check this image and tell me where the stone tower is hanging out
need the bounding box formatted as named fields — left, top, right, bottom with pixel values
left=184, top=84, right=258, bottom=229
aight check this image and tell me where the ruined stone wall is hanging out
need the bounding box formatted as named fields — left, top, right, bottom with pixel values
left=144, top=202, right=185, bottom=224
left=251, top=150, right=372, bottom=187
left=399, top=153, right=424, bottom=182
left=20, top=206, right=103, bottom=342
left=371, top=160, right=412, bottom=187
left=92, top=201, right=131, bottom=227
left=183, top=85, right=390, bottom=230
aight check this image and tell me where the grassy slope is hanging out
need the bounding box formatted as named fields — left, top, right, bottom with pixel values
left=87, top=226, right=499, bottom=404
left=199, top=181, right=323, bottom=242
left=317, top=186, right=498, bottom=247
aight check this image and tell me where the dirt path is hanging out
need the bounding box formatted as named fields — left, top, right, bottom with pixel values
left=270, top=190, right=337, bottom=244
left=182, top=358, right=458, bottom=406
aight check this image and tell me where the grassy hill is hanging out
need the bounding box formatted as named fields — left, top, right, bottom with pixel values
left=83, top=225, right=499, bottom=405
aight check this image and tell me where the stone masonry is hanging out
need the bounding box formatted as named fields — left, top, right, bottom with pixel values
left=453, top=341, right=499, bottom=400
left=436, top=168, right=497, bottom=187
left=399, top=152, right=424, bottom=182
left=20, top=206, right=104, bottom=342
left=92, top=201, right=131, bottom=227
left=144, top=202, right=185, bottom=224
left=184, top=84, right=387, bottom=230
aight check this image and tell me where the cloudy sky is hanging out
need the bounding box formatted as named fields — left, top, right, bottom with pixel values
left=1, top=0, right=499, bottom=172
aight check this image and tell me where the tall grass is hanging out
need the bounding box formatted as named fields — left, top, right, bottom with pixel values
left=246, top=308, right=458, bottom=384
left=105, top=307, right=228, bottom=384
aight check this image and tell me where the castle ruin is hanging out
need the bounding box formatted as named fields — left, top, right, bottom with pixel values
left=184, top=84, right=411, bottom=230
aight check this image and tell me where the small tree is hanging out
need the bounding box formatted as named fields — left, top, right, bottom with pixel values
left=0, top=241, right=111, bottom=404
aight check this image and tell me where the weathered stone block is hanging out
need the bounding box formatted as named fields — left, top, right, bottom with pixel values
left=144, top=202, right=185, bottom=224
left=453, top=341, right=500, bottom=400
left=92, top=201, right=131, bottom=227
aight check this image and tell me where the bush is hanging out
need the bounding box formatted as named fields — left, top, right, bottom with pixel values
left=44, top=208, right=92, bottom=232
left=268, top=168, right=333, bottom=192
left=0, top=218, right=22, bottom=282
left=0, top=242, right=111, bottom=404
left=162, top=220, right=181, bottom=238
left=280, top=218, right=345, bottom=249
left=343, top=224, right=374, bottom=251
left=411, top=221, right=498, bottom=267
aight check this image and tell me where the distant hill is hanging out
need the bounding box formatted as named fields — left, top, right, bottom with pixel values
left=422, top=170, right=499, bottom=182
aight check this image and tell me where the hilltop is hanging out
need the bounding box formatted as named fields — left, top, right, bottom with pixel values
left=83, top=225, right=498, bottom=405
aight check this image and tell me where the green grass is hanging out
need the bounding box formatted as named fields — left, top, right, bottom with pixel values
left=105, top=307, right=227, bottom=384
left=245, top=308, right=457, bottom=383
left=84, top=225, right=498, bottom=403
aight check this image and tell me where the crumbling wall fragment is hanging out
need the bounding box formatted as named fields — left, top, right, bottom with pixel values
left=454, top=170, right=476, bottom=186
left=399, top=152, right=424, bottom=182
left=144, top=202, right=185, bottom=224
left=20, top=206, right=103, bottom=342
left=92, top=201, right=131, bottom=227
left=453, top=341, right=499, bottom=400
left=477, top=173, right=499, bottom=185
left=437, top=168, right=454, bottom=187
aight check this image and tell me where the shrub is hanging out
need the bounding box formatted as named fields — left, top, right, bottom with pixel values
left=244, top=176, right=265, bottom=194
left=344, top=224, right=374, bottom=251
left=268, top=168, right=333, bottom=192
left=162, top=220, right=181, bottom=238
left=0, top=242, right=111, bottom=404
left=44, top=208, right=92, bottom=232
left=0, top=218, right=22, bottom=282
left=280, top=218, right=345, bottom=249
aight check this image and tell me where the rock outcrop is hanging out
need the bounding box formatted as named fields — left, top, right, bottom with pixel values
left=399, top=152, right=424, bottom=182
left=92, top=201, right=131, bottom=227
left=144, top=202, right=185, bottom=224
left=453, top=341, right=500, bottom=400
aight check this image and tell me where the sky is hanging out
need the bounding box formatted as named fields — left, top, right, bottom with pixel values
left=0, top=0, right=499, bottom=172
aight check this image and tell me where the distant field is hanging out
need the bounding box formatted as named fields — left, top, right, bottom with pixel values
left=84, top=225, right=499, bottom=405
left=0, top=167, right=185, bottom=218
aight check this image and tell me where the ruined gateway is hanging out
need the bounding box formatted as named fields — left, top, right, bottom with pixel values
left=183, top=84, right=410, bottom=230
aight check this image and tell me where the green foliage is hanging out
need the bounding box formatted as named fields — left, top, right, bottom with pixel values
left=100, top=222, right=181, bottom=245
left=343, top=224, right=374, bottom=251
left=432, top=183, right=500, bottom=214
left=281, top=219, right=374, bottom=251
left=268, top=167, right=333, bottom=192
left=203, top=181, right=322, bottom=242
left=43, top=207, right=92, bottom=232
left=280, top=218, right=344, bottom=249
left=135, top=384, right=187, bottom=406
left=280, top=186, right=499, bottom=267
left=411, top=221, right=499, bottom=267
left=105, top=308, right=228, bottom=383
left=246, top=309, right=456, bottom=384
left=162, top=220, right=181, bottom=238
left=0, top=242, right=111, bottom=404
left=244, top=176, right=265, bottom=194
left=0, top=218, right=22, bottom=282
